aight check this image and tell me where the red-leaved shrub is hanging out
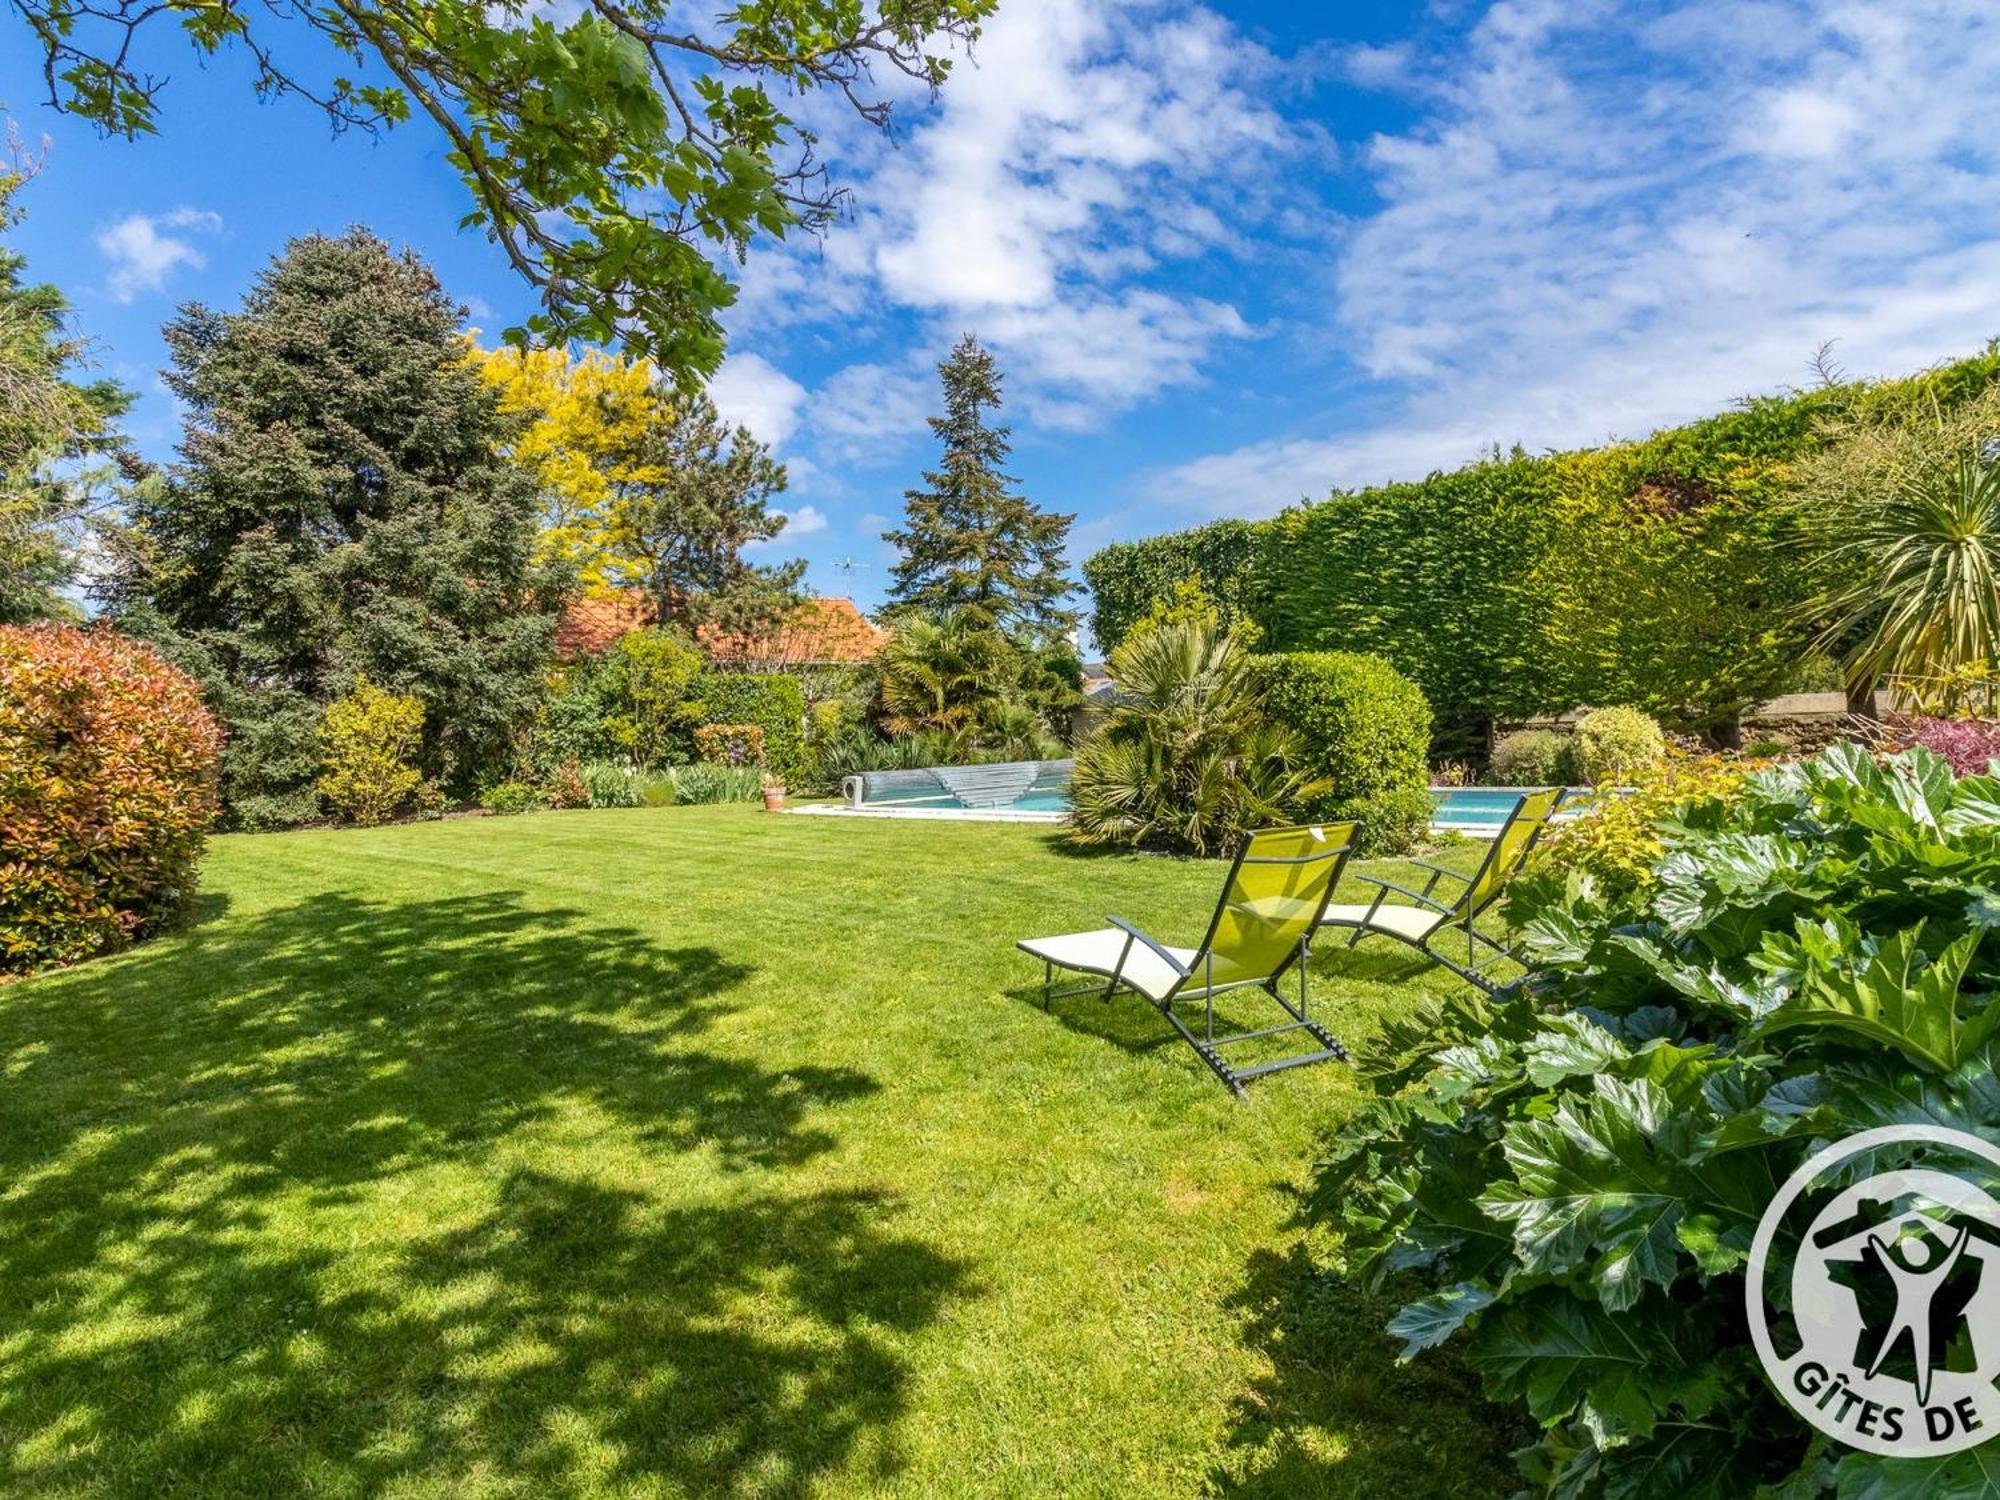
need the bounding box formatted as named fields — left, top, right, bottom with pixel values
left=1889, top=716, right=2000, bottom=777
left=1, top=624, right=223, bottom=976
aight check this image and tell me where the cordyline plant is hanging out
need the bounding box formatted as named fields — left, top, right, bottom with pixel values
left=1321, top=743, right=2000, bottom=1497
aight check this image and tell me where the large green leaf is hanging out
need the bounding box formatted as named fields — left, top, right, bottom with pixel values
left=1834, top=1445, right=2000, bottom=1500
left=1480, top=1076, right=1689, bottom=1310
left=1465, top=1290, right=1724, bottom=1445
left=1761, top=919, right=1994, bottom=1072
left=1384, top=1279, right=1497, bottom=1360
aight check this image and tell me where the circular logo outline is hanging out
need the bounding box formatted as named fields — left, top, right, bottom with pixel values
left=1747, top=1123, right=2000, bottom=1458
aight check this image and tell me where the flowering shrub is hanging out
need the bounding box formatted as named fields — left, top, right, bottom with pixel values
left=692, top=722, right=766, bottom=767
left=1, top=624, right=222, bottom=975
left=1888, top=715, right=2000, bottom=776
left=318, top=678, right=426, bottom=825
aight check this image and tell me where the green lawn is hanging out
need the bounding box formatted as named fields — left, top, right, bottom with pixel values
left=0, top=807, right=1518, bottom=1497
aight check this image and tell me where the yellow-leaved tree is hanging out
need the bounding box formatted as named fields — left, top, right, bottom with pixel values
left=476, top=345, right=674, bottom=593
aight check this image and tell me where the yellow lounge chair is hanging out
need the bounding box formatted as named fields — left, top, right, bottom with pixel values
left=1018, top=823, right=1359, bottom=1096
left=1318, top=787, right=1564, bottom=992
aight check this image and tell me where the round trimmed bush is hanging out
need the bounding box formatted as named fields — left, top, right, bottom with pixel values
left=1257, top=651, right=1433, bottom=855
left=1488, top=728, right=1571, bottom=786
left=1571, top=705, right=1666, bottom=784
left=1, top=624, right=223, bottom=975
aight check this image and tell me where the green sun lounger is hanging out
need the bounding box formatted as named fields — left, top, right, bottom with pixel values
left=1017, top=823, right=1359, bottom=1096
left=1317, top=786, right=1564, bottom=992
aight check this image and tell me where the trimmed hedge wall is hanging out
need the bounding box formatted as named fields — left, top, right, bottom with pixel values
left=1085, top=348, right=2000, bottom=752
left=1256, top=651, right=1432, bottom=856
left=688, top=673, right=807, bottom=784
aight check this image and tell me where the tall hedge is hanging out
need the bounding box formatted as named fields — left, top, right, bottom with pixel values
left=1080, top=519, right=1261, bottom=654
left=1, top=625, right=223, bottom=974
left=688, top=673, right=807, bottom=783
left=1086, top=348, right=2000, bottom=749
left=1257, top=651, right=1432, bottom=855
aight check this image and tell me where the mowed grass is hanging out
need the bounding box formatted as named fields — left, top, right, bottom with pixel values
left=0, top=807, right=1519, bottom=1498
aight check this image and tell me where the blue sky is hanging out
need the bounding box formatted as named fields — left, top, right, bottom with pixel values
left=6, top=0, right=2000, bottom=624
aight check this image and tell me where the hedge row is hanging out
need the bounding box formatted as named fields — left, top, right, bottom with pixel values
left=1083, top=348, right=2000, bottom=750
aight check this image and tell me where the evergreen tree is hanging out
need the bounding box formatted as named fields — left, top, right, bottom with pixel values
left=884, top=336, right=1078, bottom=647
left=120, top=229, right=564, bottom=824
left=0, top=168, right=131, bottom=624
left=598, top=390, right=806, bottom=640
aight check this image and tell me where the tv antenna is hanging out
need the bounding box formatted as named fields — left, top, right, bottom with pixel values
left=831, top=556, right=869, bottom=579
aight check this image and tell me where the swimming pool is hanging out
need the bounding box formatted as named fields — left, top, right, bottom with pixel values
left=830, top=763, right=1576, bottom=832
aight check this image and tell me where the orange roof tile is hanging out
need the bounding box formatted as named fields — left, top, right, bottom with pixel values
left=555, top=592, right=889, bottom=666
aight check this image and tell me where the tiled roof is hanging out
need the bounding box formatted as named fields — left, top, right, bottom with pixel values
left=553, top=592, right=655, bottom=659
left=701, top=596, right=889, bottom=666
left=554, top=591, right=888, bottom=666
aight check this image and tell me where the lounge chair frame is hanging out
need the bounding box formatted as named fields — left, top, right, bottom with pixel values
left=1024, top=824, right=1358, bottom=1097
left=1325, top=787, right=1564, bottom=992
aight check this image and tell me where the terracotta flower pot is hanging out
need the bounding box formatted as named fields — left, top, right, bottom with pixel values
left=762, top=785, right=785, bottom=811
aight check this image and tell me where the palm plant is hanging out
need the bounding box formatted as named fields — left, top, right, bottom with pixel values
left=1068, top=617, right=1326, bottom=856
left=1815, top=453, right=2000, bottom=712
left=875, top=608, right=1068, bottom=757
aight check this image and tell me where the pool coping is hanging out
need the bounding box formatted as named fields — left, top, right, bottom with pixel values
left=788, top=803, right=1068, bottom=824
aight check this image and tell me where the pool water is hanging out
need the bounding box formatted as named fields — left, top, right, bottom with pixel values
left=1431, top=786, right=1576, bottom=829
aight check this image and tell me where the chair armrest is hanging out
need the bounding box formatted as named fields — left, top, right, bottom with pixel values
left=1408, top=860, right=1473, bottom=887
left=1353, top=874, right=1457, bottom=915
left=1105, top=916, right=1192, bottom=978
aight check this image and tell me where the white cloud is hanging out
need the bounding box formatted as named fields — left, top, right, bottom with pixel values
left=1152, top=0, right=2000, bottom=521
left=708, top=352, right=808, bottom=448
left=743, top=0, right=1295, bottom=433
left=780, top=504, right=828, bottom=537
left=96, top=207, right=222, bottom=302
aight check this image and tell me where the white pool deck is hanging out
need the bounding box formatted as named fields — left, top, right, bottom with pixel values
left=789, top=803, right=1067, bottom=824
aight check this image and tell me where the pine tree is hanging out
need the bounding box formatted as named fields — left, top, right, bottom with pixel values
left=0, top=169, right=132, bottom=624
left=884, top=336, right=1078, bottom=647
left=600, top=391, right=805, bottom=639
left=122, top=229, right=565, bottom=824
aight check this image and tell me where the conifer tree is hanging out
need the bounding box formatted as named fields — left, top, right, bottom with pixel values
left=121, top=229, right=564, bottom=824
left=884, top=336, right=1077, bottom=648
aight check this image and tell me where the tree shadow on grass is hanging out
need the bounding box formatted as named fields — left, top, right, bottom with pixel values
left=0, top=891, right=970, bottom=1496
left=1215, top=1241, right=1523, bottom=1498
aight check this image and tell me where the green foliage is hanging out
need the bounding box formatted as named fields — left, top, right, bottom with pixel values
left=1488, top=729, right=1571, bottom=786
left=594, top=627, right=706, bottom=767
left=0, top=173, right=133, bottom=626
left=1325, top=744, right=2000, bottom=1495
left=1256, top=651, right=1432, bottom=855
left=1569, top=706, right=1666, bottom=784
left=1080, top=520, right=1260, bottom=654
left=19, top=0, right=994, bottom=379
left=873, top=609, right=1070, bottom=761
left=660, top=762, right=764, bottom=804
left=1082, top=349, right=2000, bottom=743
left=577, top=760, right=644, bottom=808
left=686, top=672, right=806, bottom=783
left=480, top=780, right=544, bottom=816
left=317, top=677, right=427, bottom=826
left=117, top=230, right=565, bottom=823
left=0, top=623, right=222, bottom=974
left=1796, top=385, right=2000, bottom=709
left=1517, top=753, right=1757, bottom=907
left=1068, top=618, right=1326, bottom=857
left=884, top=336, right=1077, bottom=649
left=599, top=391, right=805, bottom=640
left=692, top=723, right=766, bottom=767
